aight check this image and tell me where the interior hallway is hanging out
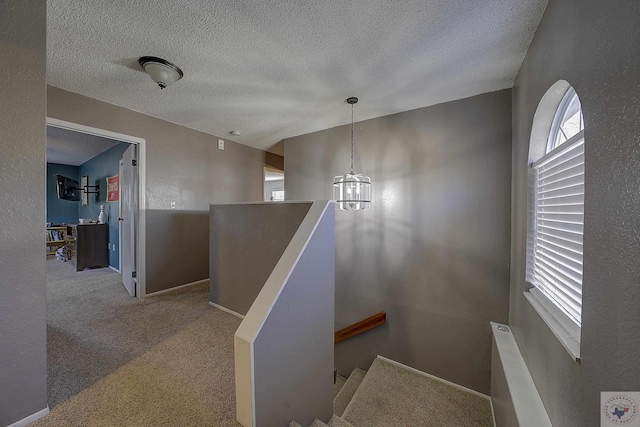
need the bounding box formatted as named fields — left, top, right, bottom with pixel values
left=35, top=258, right=241, bottom=426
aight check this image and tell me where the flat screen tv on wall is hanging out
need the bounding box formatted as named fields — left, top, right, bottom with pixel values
left=55, top=174, right=81, bottom=202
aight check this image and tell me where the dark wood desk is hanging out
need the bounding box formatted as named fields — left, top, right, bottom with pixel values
left=75, top=224, right=108, bottom=271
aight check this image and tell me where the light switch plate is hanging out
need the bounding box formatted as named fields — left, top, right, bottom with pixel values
left=218, top=139, right=225, bottom=150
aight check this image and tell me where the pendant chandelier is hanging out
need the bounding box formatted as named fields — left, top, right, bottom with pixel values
left=333, top=97, right=372, bottom=210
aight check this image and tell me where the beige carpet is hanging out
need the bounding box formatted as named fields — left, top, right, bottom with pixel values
left=31, top=258, right=242, bottom=426
left=341, top=359, right=493, bottom=427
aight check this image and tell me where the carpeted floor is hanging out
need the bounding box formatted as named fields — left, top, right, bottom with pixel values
left=341, top=359, right=494, bottom=427
left=31, top=258, right=242, bottom=426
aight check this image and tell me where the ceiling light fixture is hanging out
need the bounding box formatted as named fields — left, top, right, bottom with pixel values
left=229, top=130, right=241, bottom=136
left=139, top=56, right=184, bottom=89
left=333, top=97, right=372, bottom=211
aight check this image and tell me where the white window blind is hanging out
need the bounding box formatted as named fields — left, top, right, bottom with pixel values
left=531, top=134, right=584, bottom=326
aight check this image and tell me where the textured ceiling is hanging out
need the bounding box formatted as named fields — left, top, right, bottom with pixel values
left=47, top=0, right=547, bottom=151
left=46, top=126, right=121, bottom=166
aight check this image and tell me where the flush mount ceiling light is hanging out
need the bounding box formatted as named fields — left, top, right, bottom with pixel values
left=138, top=56, right=184, bottom=89
left=229, top=130, right=241, bottom=136
left=333, top=97, right=372, bottom=211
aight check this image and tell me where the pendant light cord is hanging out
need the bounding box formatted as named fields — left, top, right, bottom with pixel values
left=350, top=103, right=355, bottom=175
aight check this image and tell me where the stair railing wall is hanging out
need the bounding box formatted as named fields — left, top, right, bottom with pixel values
left=209, top=202, right=313, bottom=317
left=235, top=201, right=335, bottom=427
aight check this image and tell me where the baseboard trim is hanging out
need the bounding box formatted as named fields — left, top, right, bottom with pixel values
left=146, top=278, right=209, bottom=297
left=7, top=406, right=50, bottom=427
left=490, top=398, right=497, bottom=427
left=376, top=355, right=490, bottom=400
left=109, top=266, right=121, bottom=273
left=209, top=301, right=245, bottom=319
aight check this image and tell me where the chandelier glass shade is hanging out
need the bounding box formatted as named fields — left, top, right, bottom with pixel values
left=333, top=172, right=372, bottom=210
left=333, top=97, right=371, bottom=210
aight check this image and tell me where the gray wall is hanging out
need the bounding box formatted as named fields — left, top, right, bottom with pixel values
left=510, top=1, right=640, bottom=426
left=47, top=87, right=265, bottom=293
left=210, top=202, right=311, bottom=315
left=0, top=0, right=48, bottom=425
left=285, top=90, right=512, bottom=394
left=146, top=210, right=210, bottom=291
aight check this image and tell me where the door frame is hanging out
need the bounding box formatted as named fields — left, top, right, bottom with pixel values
left=118, top=159, right=124, bottom=277
left=46, top=117, right=148, bottom=298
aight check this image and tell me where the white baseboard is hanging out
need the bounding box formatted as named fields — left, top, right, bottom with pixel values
left=490, top=397, right=497, bottom=427
left=7, top=406, right=49, bottom=427
left=146, top=278, right=209, bottom=297
left=376, top=355, right=490, bottom=400
left=209, top=301, right=245, bottom=319
left=109, top=266, right=121, bottom=273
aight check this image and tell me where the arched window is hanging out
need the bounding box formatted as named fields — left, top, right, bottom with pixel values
left=526, top=84, right=584, bottom=359
left=548, top=87, right=584, bottom=151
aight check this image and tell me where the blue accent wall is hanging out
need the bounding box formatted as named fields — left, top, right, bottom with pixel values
left=78, top=142, right=129, bottom=269
left=46, top=163, right=80, bottom=225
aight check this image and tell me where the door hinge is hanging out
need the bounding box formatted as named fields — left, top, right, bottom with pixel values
left=132, top=159, right=137, bottom=166
left=132, top=271, right=137, bottom=278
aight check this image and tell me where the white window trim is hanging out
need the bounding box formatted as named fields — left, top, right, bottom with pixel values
left=525, top=84, right=585, bottom=363
left=532, top=130, right=584, bottom=169
left=524, top=287, right=581, bottom=362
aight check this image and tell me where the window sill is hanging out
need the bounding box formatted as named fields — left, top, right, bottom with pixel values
left=523, top=288, right=581, bottom=363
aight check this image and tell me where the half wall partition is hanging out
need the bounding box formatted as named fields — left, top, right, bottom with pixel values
left=210, top=201, right=335, bottom=426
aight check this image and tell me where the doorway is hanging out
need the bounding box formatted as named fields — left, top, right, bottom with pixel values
left=264, top=167, right=284, bottom=201
left=46, top=118, right=146, bottom=297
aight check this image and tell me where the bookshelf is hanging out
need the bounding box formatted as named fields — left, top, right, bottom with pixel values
left=46, top=226, right=67, bottom=255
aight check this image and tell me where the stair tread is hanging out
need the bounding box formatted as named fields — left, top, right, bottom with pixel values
left=289, top=422, right=303, bottom=427
left=309, top=419, right=329, bottom=427
left=327, top=414, right=355, bottom=427
left=333, top=367, right=367, bottom=417
left=334, top=374, right=347, bottom=398
left=342, top=358, right=493, bottom=427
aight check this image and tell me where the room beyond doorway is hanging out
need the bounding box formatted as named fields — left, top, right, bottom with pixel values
left=46, top=118, right=147, bottom=297
left=264, top=167, right=284, bottom=201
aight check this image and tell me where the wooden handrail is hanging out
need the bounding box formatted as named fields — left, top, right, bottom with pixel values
left=334, top=311, right=386, bottom=344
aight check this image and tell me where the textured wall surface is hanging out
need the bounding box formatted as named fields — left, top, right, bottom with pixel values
left=78, top=142, right=129, bottom=269
left=47, top=86, right=265, bottom=294
left=0, top=0, right=48, bottom=425
left=146, top=210, right=210, bottom=294
left=210, top=202, right=311, bottom=315
left=46, top=163, right=80, bottom=225
left=510, top=1, right=640, bottom=426
left=285, top=90, right=512, bottom=394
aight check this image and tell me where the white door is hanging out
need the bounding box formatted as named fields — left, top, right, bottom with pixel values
left=120, top=144, right=137, bottom=296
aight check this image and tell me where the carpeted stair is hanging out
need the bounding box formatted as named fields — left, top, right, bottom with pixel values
left=290, top=358, right=493, bottom=427
left=333, top=374, right=347, bottom=398
left=333, top=368, right=366, bottom=417
left=289, top=414, right=354, bottom=427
